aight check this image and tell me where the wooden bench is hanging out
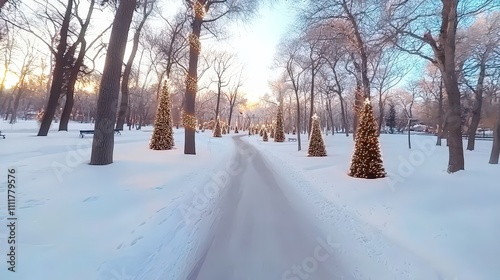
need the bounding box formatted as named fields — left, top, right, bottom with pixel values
left=288, top=137, right=297, bottom=142
left=0, top=130, right=5, bottom=139
left=80, top=129, right=122, bottom=138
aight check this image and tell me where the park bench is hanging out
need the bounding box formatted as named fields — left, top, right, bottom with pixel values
left=0, top=130, right=5, bottom=139
left=80, top=129, right=122, bottom=138
left=288, top=137, right=297, bottom=142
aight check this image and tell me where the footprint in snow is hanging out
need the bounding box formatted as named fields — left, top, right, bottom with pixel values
left=130, top=236, right=143, bottom=246
left=83, top=196, right=99, bottom=202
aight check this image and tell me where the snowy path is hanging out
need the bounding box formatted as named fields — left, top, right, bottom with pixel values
left=186, top=136, right=353, bottom=280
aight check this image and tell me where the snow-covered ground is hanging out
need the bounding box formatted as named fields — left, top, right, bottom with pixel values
left=0, top=120, right=237, bottom=280
left=1, top=120, right=498, bottom=280
left=243, top=132, right=500, bottom=280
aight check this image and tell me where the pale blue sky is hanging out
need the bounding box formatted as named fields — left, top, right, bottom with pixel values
left=212, top=1, right=299, bottom=102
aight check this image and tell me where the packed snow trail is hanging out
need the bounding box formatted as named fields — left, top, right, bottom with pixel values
left=186, top=136, right=354, bottom=280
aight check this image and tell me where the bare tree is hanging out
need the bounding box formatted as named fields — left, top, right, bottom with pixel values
left=183, top=0, right=260, bottom=155
left=9, top=38, right=37, bottom=124
left=459, top=13, right=500, bottom=150
left=225, top=69, right=243, bottom=130
left=116, top=0, right=155, bottom=130
left=210, top=51, right=235, bottom=121
left=59, top=0, right=112, bottom=131
left=281, top=38, right=308, bottom=151
left=371, top=48, right=410, bottom=134
left=490, top=101, right=500, bottom=164
left=0, top=24, right=15, bottom=115
left=302, top=25, right=326, bottom=137
left=34, top=0, right=73, bottom=136
left=90, top=0, right=136, bottom=165
left=398, top=83, right=418, bottom=149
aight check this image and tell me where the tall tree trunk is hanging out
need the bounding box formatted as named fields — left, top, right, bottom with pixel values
left=489, top=105, right=500, bottom=164
left=308, top=72, right=315, bottom=138
left=60, top=49, right=84, bottom=131
left=326, top=97, right=334, bottom=135
left=215, top=84, right=222, bottom=119
left=303, top=91, right=307, bottom=134
left=466, top=61, right=486, bottom=151
left=9, top=88, right=23, bottom=124
left=436, top=79, right=444, bottom=146
left=184, top=3, right=203, bottom=155
left=37, top=0, right=73, bottom=136
left=90, top=0, right=135, bottom=165
left=3, top=95, right=12, bottom=120
left=423, top=0, right=464, bottom=172
left=352, top=83, right=362, bottom=139
left=59, top=88, right=74, bottom=131
left=228, top=104, right=234, bottom=131
left=0, top=93, right=11, bottom=116
left=378, top=96, right=384, bottom=135
left=338, top=95, right=348, bottom=136
left=59, top=0, right=95, bottom=131
left=116, top=2, right=151, bottom=130
left=295, top=91, right=301, bottom=151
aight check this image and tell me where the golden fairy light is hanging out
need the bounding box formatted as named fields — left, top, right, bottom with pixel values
left=185, top=74, right=197, bottom=92
left=307, top=114, right=326, bottom=157
left=189, top=33, right=201, bottom=53
left=194, top=1, right=205, bottom=18
left=348, top=99, right=386, bottom=179
left=182, top=111, right=198, bottom=130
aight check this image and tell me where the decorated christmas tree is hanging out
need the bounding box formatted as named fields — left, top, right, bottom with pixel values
left=259, top=127, right=264, bottom=136
left=213, top=117, right=222, bottom=137
left=150, top=80, right=174, bottom=150
left=274, top=106, right=285, bottom=142
left=307, top=114, right=326, bottom=157
left=349, top=99, right=386, bottom=179
left=262, top=128, right=268, bottom=142
left=270, top=125, right=275, bottom=138
left=222, top=125, right=227, bottom=134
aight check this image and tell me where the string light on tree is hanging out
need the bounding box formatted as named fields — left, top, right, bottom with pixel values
left=194, top=0, right=205, bottom=18
left=262, top=127, right=269, bottom=142
left=150, top=80, right=174, bottom=150
left=348, top=98, right=386, bottom=179
left=307, top=114, right=327, bottom=157
left=189, top=33, right=201, bottom=54
left=185, top=74, right=197, bottom=93
left=213, top=116, right=222, bottom=137
left=274, top=105, right=285, bottom=142
left=182, top=111, right=198, bottom=130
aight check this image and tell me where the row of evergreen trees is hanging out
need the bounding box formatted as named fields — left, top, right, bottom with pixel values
left=149, top=80, right=385, bottom=179
left=253, top=99, right=385, bottom=179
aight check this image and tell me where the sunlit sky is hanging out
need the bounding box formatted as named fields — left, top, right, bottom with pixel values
left=218, top=1, right=299, bottom=102
left=1, top=1, right=298, bottom=102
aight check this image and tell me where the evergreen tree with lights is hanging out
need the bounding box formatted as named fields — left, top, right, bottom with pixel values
left=274, top=106, right=285, bottom=142
left=307, top=114, right=326, bottom=157
left=349, top=99, right=386, bottom=179
left=222, top=125, right=227, bottom=134
left=270, top=125, right=275, bottom=138
left=150, top=81, right=174, bottom=150
left=263, top=128, right=268, bottom=141
left=259, top=127, right=264, bottom=136
left=213, top=117, right=222, bottom=137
